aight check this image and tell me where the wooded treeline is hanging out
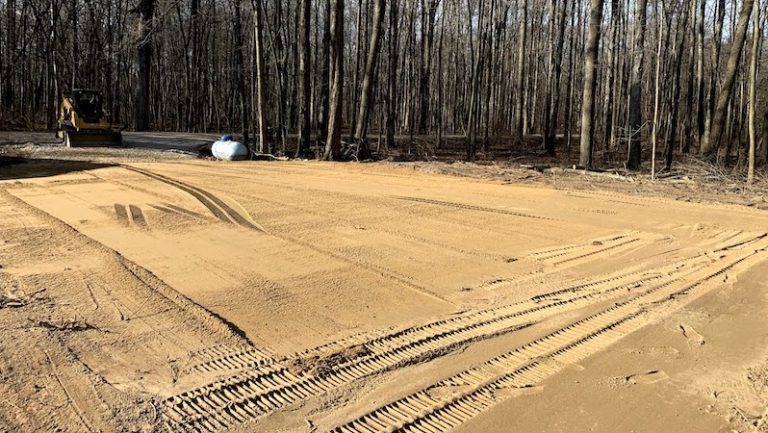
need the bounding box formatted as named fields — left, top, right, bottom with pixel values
left=1, top=0, right=767, bottom=175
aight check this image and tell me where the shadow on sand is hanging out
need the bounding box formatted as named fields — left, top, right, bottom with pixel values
left=0, top=157, right=117, bottom=181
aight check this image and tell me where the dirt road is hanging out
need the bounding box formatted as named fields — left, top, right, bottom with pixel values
left=1, top=156, right=767, bottom=433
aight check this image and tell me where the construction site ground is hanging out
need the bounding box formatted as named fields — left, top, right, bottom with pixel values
left=1, top=132, right=767, bottom=433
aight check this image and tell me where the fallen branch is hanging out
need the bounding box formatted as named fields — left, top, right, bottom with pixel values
left=545, top=166, right=636, bottom=182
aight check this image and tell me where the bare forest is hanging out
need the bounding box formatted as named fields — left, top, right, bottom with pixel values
left=2, top=0, right=768, bottom=176
left=4, top=3, right=768, bottom=433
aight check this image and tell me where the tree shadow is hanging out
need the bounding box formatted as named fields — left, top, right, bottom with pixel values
left=0, top=157, right=117, bottom=181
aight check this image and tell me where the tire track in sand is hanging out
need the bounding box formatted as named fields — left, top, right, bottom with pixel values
left=97, top=167, right=451, bottom=305
left=0, top=189, right=249, bottom=347
left=158, top=242, right=744, bottom=432
left=182, top=345, right=277, bottom=375
left=527, top=231, right=653, bottom=266
left=393, top=196, right=552, bottom=221
left=328, top=237, right=768, bottom=433
left=173, top=260, right=687, bottom=379
left=123, top=166, right=265, bottom=232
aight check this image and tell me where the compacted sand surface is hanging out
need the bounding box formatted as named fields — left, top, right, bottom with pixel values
left=1, top=153, right=767, bottom=433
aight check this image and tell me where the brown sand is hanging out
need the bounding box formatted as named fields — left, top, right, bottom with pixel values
left=1, top=156, right=767, bottom=433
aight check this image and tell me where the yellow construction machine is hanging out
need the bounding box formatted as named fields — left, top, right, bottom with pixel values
left=57, top=89, right=122, bottom=147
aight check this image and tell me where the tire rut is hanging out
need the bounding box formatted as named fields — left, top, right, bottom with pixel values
left=393, top=196, right=551, bottom=221
left=120, top=166, right=452, bottom=304
left=123, top=166, right=264, bottom=232
left=158, top=242, right=742, bottom=432
left=527, top=231, right=650, bottom=266
left=329, top=237, right=768, bottom=433
left=183, top=345, right=277, bottom=375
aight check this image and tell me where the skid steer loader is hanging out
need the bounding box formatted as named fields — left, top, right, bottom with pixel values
left=57, top=89, right=122, bottom=147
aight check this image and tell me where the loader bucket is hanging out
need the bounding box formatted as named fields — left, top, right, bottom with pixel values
left=63, top=130, right=123, bottom=148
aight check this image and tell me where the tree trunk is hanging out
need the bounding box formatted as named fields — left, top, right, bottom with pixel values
left=189, top=0, right=200, bottom=130
left=695, top=0, right=706, bottom=145
left=3, top=0, right=16, bottom=111
left=350, top=0, right=364, bottom=142
left=651, top=2, right=664, bottom=179
left=71, top=0, right=80, bottom=90
left=626, top=0, right=647, bottom=170
left=565, top=0, right=581, bottom=154
left=543, top=0, right=569, bottom=156
left=702, top=0, right=726, bottom=152
left=600, top=0, right=618, bottom=151
left=353, top=0, right=385, bottom=152
left=466, top=0, right=485, bottom=160
left=318, top=0, right=331, bottom=148
left=579, top=0, right=604, bottom=168
left=436, top=5, right=445, bottom=149
left=418, top=0, right=439, bottom=134
left=683, top=0, right=697, bottom=154
left=324, top=0, right=344, bottom=160
left=252, top=0, right=268, bottom=153
left=232, top=0, right=249, bottom=147
left=665, top=2, right=690, bottom=170
left=296, top=0, right=312, bottom=158
left=134, top=0, right=155, bottom=131
left=48, top=0, right=62, bottom=130
left=748, top=0, right=760, bottom=183
left=701, top=0, right=755, bottom=157
left=385, top=0, right=399, bottom=152
left=513, top=0, right=527, bottom=141
left=267, top=1, right=288, bottom=153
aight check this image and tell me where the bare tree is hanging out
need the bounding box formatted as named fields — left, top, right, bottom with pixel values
left=3, top=0, right=16, bottom=111
left=543, top=0, right=569, bottom=155
left=513, top=0, right=528, bottom=141
left=578, top=0, right=604, bottom=168
left=296, top=0, right=312, bottom=158
left=651, top=1, right=665, bottom=179
left=600, top=0, right=618, bottom=150
left=354, top=0, right=386, bottom=153
left=134, top=0, right=155, bottom=131
left=252, top=0, right=268, bottom=153
left=318, top=0, right=332, bottom=147
left=385, top=0, right=400, bottom=152
left=324, top=0, right=344, bottom=160
left=703, top=0, right=726, bottom=146
left=466, top=0, right=486, bottom=160
left=1, top=0, right=767, bottom=177
left=626, top=0, right=647, bottom=170
left=418, top=0, right=440, bottom=134
left=748, top=0, right=761, bottom=183
left=701, top=0, right=755, bottom=157
left=695, top=0, right=706, bottom=145
left=665, top=1, right=690, bottom=170
left=232, top=0, right=250, bottom=147
left=682, top=0, right=697, bottom=154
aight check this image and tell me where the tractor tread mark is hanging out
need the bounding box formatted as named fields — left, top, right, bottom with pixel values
left=182, top=345, right=277, bottom=375
left=330, top=239, right=768, bottom=433
left=393, top=196, right=551, bottom=221
left=158, top=245, right=738, bottom=432
left=527, top=231, right=645, bottom=264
